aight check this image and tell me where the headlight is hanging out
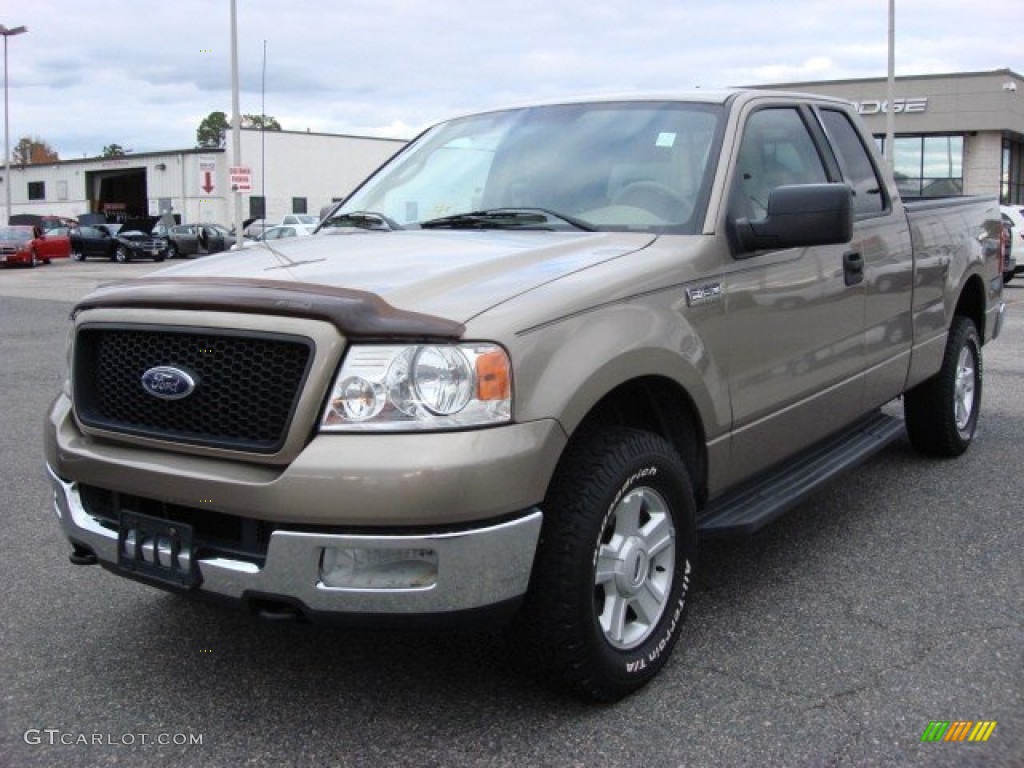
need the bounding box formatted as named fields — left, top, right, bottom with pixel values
left=320, top=343, right=512, bottom=431
left=61, top=324, right=74, bottom=397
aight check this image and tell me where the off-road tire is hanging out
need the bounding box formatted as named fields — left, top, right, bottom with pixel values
left=904, top=315, right=982, bottom=457
left=512, top=427, right=698, bottom=701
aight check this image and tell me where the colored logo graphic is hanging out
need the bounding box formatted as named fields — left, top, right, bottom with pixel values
left=921, top=721, right=997, bottom=743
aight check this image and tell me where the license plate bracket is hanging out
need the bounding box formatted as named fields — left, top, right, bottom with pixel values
left=117, top=510, right=201, bottom=589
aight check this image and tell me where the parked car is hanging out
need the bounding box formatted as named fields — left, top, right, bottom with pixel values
left=259, top=224, right=317, bottom=241
left=70, top=224, right=168, bottom=263
left=1001, top=204, right=1024, bottom=283
left=239, top=224, right=316, bottom=249
left=280, top=214, right=319, bottom=227
left=0, top=224, right=70, bottom=267
left=159, top=223, right=236, bottom=258
left=242, top=218, right=269, bottom=240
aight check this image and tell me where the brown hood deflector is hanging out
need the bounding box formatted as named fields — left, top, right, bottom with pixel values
left=73, top=277, right=466, bottom=340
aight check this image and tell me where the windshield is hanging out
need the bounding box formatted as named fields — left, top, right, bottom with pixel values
left=335, top=101, right=723, bottom=234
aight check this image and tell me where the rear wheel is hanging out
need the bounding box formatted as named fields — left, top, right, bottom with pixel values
left=513, top=427, right=697, bottom=701
left=72, top=251, right=85, bottom=261
left=905, top=315, right=982, bottom=456
left=29, top=250, right=39, bottom=268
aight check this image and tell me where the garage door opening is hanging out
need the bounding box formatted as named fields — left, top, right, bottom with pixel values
left=85, top=168, right=148, bottom=223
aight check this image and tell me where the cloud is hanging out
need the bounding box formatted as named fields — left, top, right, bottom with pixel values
left=4, top=0, right=1020, bottom=159
left=750, top=57, right=837, bottom=84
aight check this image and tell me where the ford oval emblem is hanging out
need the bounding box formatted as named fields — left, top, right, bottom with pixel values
left=141, top=366, right=197, bottom=400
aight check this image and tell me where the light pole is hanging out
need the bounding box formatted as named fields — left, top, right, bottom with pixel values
left=1, top=23, right=27, bottom=226
left=884, top=0, right=895, bottom=177
left=229, top=0, right=243, bottom=246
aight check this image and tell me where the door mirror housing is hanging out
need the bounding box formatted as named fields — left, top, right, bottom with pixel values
left=733, top=183, right=853, bottom=255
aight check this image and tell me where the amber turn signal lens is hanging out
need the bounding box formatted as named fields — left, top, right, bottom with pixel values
left=476, top=349, right=511, bottom=401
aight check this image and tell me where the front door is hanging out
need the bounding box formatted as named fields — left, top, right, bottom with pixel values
left=721, top=105, right=866, bottom=483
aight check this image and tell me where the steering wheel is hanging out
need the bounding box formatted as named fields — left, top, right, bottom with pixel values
left=612, top=180, right=688, bottom=221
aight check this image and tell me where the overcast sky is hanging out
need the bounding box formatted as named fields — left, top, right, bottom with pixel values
left=5, top=0, right=1020, bottom=159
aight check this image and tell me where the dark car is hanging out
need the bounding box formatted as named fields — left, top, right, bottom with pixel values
left=154, top=223, right=236, bottom=258
left=70, top=224, right=168, bottom=263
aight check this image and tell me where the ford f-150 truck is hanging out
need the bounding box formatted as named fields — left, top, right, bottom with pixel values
left=45, top=90, right=1005, bottom=701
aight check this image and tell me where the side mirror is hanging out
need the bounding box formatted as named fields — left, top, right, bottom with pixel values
left=734, top=183, right=853, bottom=255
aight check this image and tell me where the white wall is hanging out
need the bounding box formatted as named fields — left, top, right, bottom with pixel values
left=230, top=128, right=406, bottom=223
left=2, top=128, right=406, bottom=227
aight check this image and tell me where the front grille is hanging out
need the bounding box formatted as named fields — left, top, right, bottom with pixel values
left=74, top=325, right=314, bottom=453
left=128, top=238, right=165, bottom=250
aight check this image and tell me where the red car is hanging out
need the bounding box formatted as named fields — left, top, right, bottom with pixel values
left=0, top=225, right=71, bottom=267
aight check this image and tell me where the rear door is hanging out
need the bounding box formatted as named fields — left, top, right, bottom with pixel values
left=813, top=106, right=914, bottom=408
left=174, top=226, right=199, bottom=255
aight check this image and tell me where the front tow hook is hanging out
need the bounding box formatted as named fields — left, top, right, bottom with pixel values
left=69, top=544, right=98, bottom=566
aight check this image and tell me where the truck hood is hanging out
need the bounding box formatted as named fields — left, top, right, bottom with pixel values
left=154, top=228, right=657, bottom=323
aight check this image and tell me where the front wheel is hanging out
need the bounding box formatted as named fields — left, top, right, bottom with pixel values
left=513, top=427, right=697, bottom=701
left=904, top=315, right=982, bottom=456
left=114, top=245, right=130, bottom=263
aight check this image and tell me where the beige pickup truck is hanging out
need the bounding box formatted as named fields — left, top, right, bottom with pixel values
left=46, top=90, right=1005, bottom=700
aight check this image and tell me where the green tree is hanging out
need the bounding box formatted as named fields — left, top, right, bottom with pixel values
left=196, top=111, right=231, bottom=148
left=242, top=114, right=282, bottom=130
left=12, top=136, right=59, bottom=166
left=101, top=143, right=126, bottom=158
left=197, top=112, right=283, bottom=148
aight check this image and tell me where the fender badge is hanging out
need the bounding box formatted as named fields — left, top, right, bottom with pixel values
left=685, top=282, right=722, bottom=307
left=141, top=366, right=197, bottom=400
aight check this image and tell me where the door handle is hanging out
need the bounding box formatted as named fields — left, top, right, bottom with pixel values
left=843, top=251, right=864, bottom=286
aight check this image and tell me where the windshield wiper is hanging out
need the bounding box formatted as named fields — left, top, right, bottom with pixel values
left=321, top=210, right=401, bottom=231
left=418, top=208, right=596, bottom=232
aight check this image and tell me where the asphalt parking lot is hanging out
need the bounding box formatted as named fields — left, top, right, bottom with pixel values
left=1, top=258, right=1021, bottom=767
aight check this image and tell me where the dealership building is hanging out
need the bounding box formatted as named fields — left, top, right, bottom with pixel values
left=3, top=68, right=1023, bottom=227
left=758, top=68, right=1024, bottom=203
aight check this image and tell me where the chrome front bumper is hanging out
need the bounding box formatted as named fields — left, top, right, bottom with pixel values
left=48, top=464, right=542, bottom=617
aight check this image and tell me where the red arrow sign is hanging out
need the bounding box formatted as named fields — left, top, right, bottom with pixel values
left=201, top=171, right=215, bottom=194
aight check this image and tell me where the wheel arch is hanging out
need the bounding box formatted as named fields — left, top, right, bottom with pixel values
left=556, top=373, right=710, bottom=508
left=954, top=273, right=987, bottom=342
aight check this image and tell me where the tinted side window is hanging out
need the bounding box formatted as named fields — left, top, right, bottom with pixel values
left=819, top=109, right=886, bottom=216
left=731, top=108, right=828, bottom=220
